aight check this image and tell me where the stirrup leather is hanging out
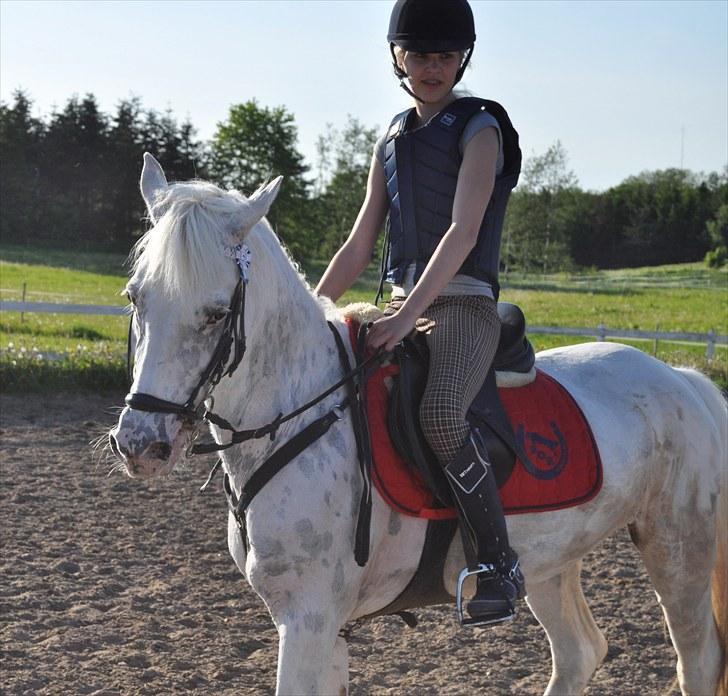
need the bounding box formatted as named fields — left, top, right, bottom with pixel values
left=455, top=564, right=517, bottom=628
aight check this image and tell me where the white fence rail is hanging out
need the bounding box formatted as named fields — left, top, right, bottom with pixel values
left=1, top=300, right=127, bottom=316
left=528, top=324, right=726, bottom=359
left=2, top=301, right=726, bottom=358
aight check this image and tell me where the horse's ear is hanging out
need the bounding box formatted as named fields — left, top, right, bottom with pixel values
left=229, top=176, right=284, bottom=241
left=248, top=176, right=284, bottom=220
left=140, top=153, right=169, bottom=222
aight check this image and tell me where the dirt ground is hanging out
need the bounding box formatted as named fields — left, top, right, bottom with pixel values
left=1, top=392, right=681, bottom=695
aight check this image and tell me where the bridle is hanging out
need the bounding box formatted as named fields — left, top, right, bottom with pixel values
left=125, top=277, right=247, bottom=425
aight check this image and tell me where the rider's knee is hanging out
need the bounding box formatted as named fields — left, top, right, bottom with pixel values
left=418, top=396, right=467, bottom=463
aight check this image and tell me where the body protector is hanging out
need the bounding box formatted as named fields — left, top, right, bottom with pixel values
left=383, top=97, right=521, bottom=299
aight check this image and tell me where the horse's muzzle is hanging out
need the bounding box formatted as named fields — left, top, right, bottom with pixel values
left=109, top=407, right=185, bottom=478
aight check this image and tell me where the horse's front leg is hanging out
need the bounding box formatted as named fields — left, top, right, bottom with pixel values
left=274, top=616, right=348, bottom=695
left=323, top=635, right=349, bottom=695
left=245, top=515, right=356, bottom=695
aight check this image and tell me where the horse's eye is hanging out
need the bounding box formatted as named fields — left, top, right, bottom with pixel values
left=206, top=310, right=227, bottom=325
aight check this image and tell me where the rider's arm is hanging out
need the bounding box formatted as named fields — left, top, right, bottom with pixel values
left=393, top=126, right=498, bottom=318
left=315, top=152, right=389, bottom=303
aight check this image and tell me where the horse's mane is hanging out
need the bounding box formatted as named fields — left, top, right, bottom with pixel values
left=130, top=180, right=249, bottom=304
left=129, top=180, right=315, bottom=314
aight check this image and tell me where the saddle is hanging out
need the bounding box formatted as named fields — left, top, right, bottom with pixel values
left=386, top=302, right=535, bottom=506
left=346, top=303, right=601, bottom=623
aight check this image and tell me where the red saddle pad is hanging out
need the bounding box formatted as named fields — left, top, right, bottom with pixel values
left=350, top=321, right=602, bottom=519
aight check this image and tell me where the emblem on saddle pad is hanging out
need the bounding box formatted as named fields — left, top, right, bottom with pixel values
left=516, top=421, right=568, bottom=480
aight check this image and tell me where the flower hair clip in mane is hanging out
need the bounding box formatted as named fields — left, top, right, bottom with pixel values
left=225, top=243, right=252, bottom=284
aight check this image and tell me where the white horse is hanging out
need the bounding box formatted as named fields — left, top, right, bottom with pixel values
left=110, top=154, right=727, bottom=696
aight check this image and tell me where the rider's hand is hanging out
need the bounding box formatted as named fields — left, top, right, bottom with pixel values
left=366, top=309, right=416, bottom=353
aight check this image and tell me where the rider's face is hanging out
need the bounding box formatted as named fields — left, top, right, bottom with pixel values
left=399, top=51, right=461, bottom=103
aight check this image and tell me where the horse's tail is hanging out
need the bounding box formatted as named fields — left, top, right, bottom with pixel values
left=716, top=458, right=728, bottom=696
left=716, top=423, right=728, bottom=696
left=676, top=368, right=728, bottom=696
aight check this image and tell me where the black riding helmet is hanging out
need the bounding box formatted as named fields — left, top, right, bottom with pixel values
left=387, top=0, right=475, bottom=93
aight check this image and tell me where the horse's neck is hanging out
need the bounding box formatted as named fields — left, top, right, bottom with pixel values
left=214, top=225, right=345, bottom=480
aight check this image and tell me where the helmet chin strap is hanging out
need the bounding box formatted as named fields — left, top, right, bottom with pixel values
left=390, top=44, right=425, bottom=103
left=399, top=78, right=426, bottom=103
left=456, top=46, right=474, bottom=84
left=390, top=44, right=474, bottom=105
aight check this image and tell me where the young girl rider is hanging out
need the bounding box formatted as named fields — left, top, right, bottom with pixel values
left=316, top=0, right=525, bottom=625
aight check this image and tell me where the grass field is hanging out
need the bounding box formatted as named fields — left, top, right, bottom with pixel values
left=1, top=243, right=726, bottom=391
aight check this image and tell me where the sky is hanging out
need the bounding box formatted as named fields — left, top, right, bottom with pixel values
left=1, top=0, right=726, bottom=192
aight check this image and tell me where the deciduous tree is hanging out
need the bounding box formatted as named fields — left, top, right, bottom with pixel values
left=313, top=116, right=380, bottom=258
left=208, top=100, right=311, bottom=258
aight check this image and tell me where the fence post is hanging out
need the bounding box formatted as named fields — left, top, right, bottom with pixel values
left=20, top=283, right=27, bottom=324
left=597, top=323, right=606, bottom=341
left=706, top=330, right=715, bottom=360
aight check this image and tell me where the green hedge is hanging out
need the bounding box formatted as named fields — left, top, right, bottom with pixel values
left=0, top=347, right=127, bottom=393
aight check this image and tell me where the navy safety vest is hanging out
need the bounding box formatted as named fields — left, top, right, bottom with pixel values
left=383, top=97, right=521, bottom=299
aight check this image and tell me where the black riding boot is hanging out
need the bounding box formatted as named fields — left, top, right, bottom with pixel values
left=444, top=430, right=526, bottom=623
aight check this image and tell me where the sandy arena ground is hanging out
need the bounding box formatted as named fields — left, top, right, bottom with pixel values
left=1, top=392, right=680, bottom=695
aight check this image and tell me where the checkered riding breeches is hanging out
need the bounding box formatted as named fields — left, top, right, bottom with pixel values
left=385, top=295, right=501, bottom=466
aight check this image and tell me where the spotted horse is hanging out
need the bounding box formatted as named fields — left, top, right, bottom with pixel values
left=110, top=154, right=727, bottom=696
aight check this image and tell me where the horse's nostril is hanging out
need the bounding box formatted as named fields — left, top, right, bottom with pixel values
left=144, top=441, right=172, bottom=461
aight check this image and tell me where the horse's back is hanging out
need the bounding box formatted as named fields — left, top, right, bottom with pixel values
left=535, top=341, right=666, bottom=387
left=534, top=342, right=702, bottom=420
left=535, top=341, right=718, bottom=424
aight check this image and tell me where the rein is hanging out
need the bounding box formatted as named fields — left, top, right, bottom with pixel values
left=190, top=335, right=384, bottom=455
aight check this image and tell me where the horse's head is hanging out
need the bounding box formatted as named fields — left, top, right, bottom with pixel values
left=109, top=154, right=282, bottom=478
